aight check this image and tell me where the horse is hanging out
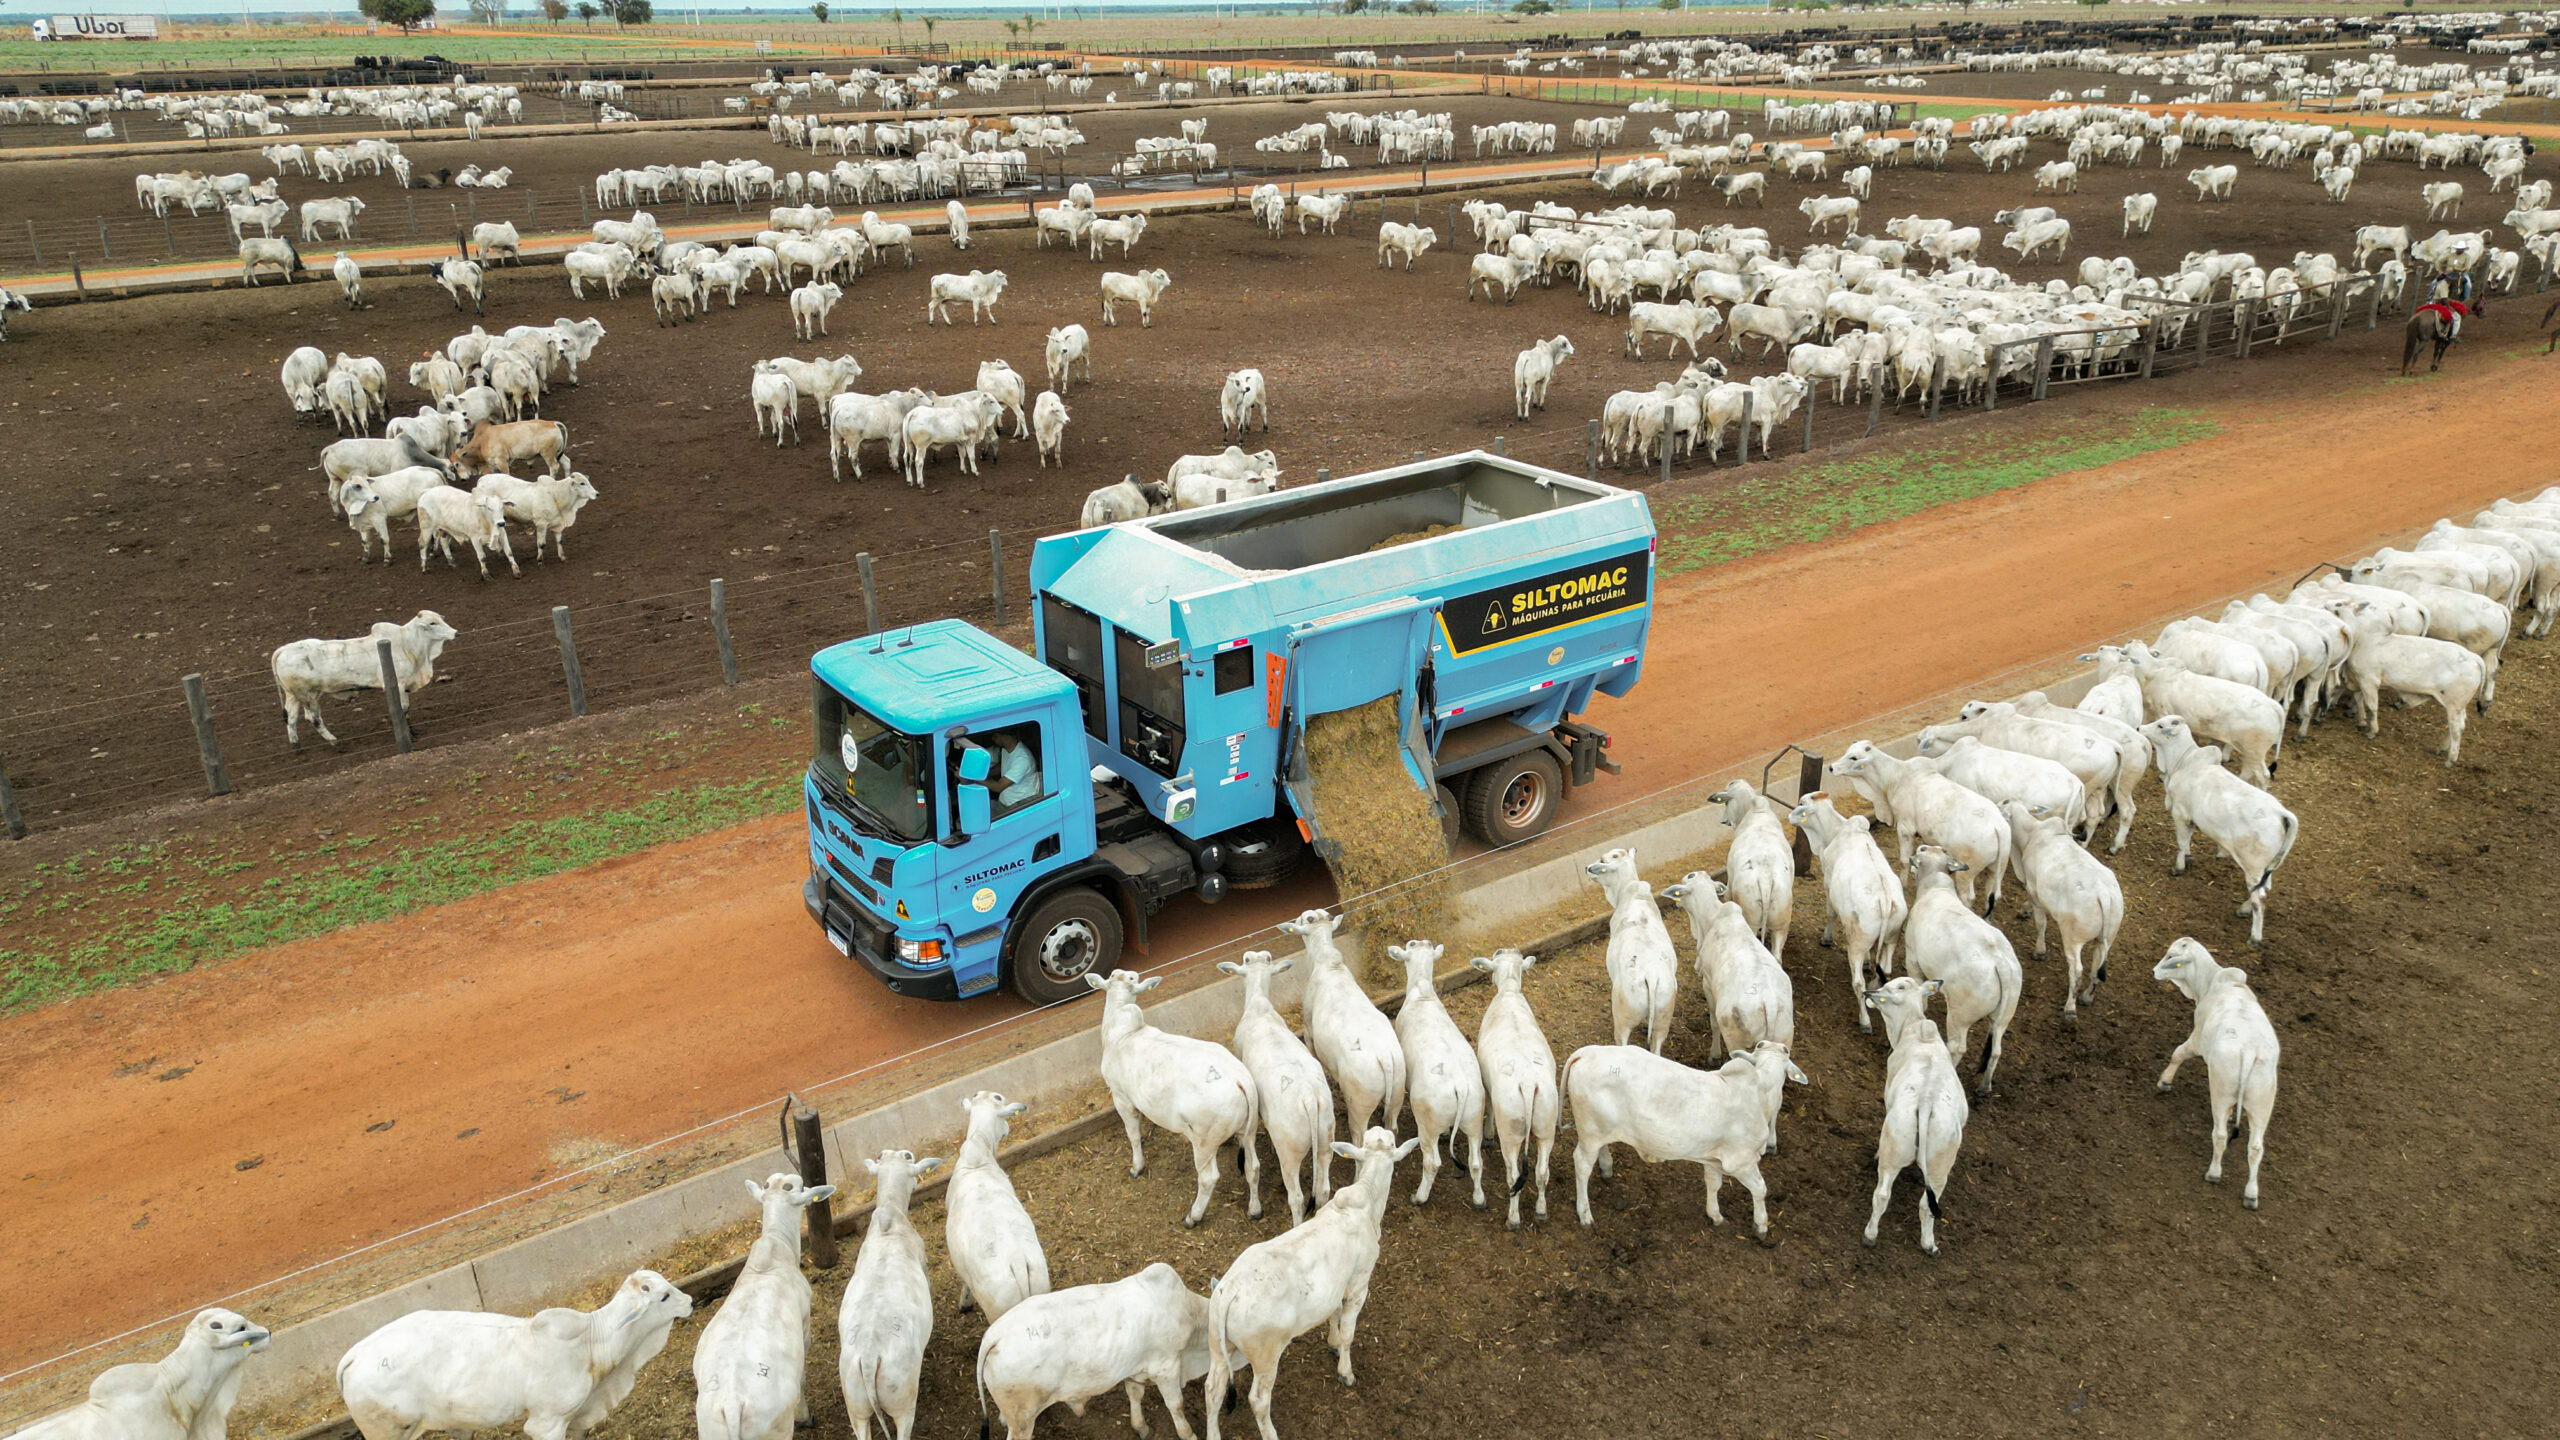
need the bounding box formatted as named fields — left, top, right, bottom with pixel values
left=2402, top=276, right=2484, bottom=374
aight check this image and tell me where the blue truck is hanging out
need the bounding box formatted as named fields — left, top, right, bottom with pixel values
left=800, top=451, right=1658, bottom=1003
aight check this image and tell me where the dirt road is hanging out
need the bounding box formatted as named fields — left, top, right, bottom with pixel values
left=4, top=351, right=2554, bottom=1382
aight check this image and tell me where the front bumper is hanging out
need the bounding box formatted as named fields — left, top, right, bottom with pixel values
left=803, top=872, right=963, bottom=1001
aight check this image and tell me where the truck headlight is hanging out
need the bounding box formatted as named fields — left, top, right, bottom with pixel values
left=896, top=938, right=944, bottom=963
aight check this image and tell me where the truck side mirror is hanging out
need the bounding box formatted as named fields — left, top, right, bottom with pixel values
left=957, top=781, right=992, bottom=835
left=957, top=744, right=994, bottom=783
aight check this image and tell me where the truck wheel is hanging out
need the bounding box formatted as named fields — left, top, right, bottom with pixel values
left=1464, top=751, right=1563, bottom=848
left=1218, top=817, right=1305, bottom=890
left=1436, top=784, right=1464, bottom=850
left=1008, top=887, right=1124, bottom=1006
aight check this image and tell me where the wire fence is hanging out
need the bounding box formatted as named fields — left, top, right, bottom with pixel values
left=3, top=156, right=2528, bottom=841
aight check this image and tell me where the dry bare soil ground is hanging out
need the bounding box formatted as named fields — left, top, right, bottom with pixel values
left=2, top=102, right=2542, bottom=824
left=580, top=639, right=2560, bottom=1438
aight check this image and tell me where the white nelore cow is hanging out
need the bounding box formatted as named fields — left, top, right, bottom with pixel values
left=269, top=610, right=457, bottom=748
left=1219, top=367, right=1270, bottom=440
left=1472, top=947, right=1559, bottom=1230
left=974, top=1264, right=1235, bottom=1440
left=1276, top=909, right=1406, bottom=1153
left=1830, top=740, right=2010, bottom=911
left=944, top=1091, right=1050, bottom=1324
left=336, top=1271, right=693, bottom=1440
left=925, top=269, right=1009, bottom=325
left=1085, top=969, right=1263, bottom=1227
left=1860, top=977, right=1970, bottom=1256
left=1584, top=848, right=1678, bottom=1054
left=1386, top=937, right=1486, bottom=1207
left=11, top=1310, right=269, bottom=1440
left=1701, top=778, right=1794, bottom=958
left=694, top=1174, right=837, bottom=1440
left=1562, top=1039, right=1806, bottom=1235
left=2152, top=937, right=2281, bottom=1209
left=1203, top=1127, right=1419, bottom=1440
left=1080, top=477, right=1174, bottom=528
left=2140, top=717, right=2298, bottom=947
left=1167, top=448, right=1281, bottom=509
left=1787, top=794, right=1907, bottom=1033
left=1217, top=950, right=1336, bottom=1226
left=1513, top=335, right=1575, bottom=420
left=836, top=1150, right=939, bottom=1440
left=1999, top=800, right=2124, bottom=1020
left=1099, top=268, right=1173, bottom=327
left=1658, top=875, right=1795, bottom=1063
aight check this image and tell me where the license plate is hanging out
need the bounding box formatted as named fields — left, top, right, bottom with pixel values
left=825, top=927, right=851, bottom=957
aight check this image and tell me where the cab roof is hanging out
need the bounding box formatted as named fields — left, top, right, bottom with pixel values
left=812, top=619, right=1069, bottom=734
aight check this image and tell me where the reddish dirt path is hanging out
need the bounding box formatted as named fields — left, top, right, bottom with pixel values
left=4, top=354, right=2553, bottom=1379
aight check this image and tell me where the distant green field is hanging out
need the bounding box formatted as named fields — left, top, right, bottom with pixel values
left=0, top=28, right=848, bottom=74
left=0, top=1, right=2494, bottom=75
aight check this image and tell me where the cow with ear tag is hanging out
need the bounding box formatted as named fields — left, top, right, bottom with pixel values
left=1217, top=950, right=1336, bottom=1225
left=840, top=1149, right=941, bottom=1440
left=1861, top=977, right=1969, bottom=1256
left=1205, top=1127, right=1424, bottom=1440
left=1469, top=947, right=1558, bottom=1231
left=16, top=1308, right=269, bottom=1440
left=1085, top=968, right=1261, bottom=1226
left=695, top=1172, right=839, bottom=1440
left=946, top=1092, right=1049, bottom=1322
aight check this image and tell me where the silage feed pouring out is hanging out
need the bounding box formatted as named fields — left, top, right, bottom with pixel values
left=1301, top=695, right=1454, bottom=972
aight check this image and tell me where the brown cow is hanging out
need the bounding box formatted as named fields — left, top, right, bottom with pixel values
left=452, top=419, right=570, bottom=478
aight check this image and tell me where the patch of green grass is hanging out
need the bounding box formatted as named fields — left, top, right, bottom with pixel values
left=1654, top=408, right=2221, bottom=576
left=0, top=774, right=800, bottom=1012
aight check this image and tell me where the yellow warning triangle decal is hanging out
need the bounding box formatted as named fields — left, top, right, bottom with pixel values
left=1483, top=602, right=1506, bottom=630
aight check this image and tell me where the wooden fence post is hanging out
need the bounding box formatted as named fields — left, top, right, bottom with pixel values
left=1984, top=342, right=2004, bottom=411
left=1866, top=367, right=1884, bottom=436
left=552, top=606, right=588, bottom=718
left=1790, top=751, right=1824, bottom=871
left=377, top=639, right=414, bottom=754
left=1801, top=393, right=1815, bottom=452
left=989, top=529, right=1008, bottom=625
left=2327, top=280, right=2346, bottom=339
left=2236, top=298, right=2258, bottom=359
left=2031, top=336, right=2056, bottom=402
left=1491, top=434, right=1505, bottom=456
left=2367, top=279, right=2382, bottom=329
left=709, top=578, right=739, bottom=686
left=786, top=1095, right=839, bottom=1269
left=1926, top=354, right=1947, bottom=420
left=2139, top=322, right=2160, bottom=380
left=181, top=674, right=230, bottom=798
left=1586, top=418, right=1599, bottom=479
left=857, top=551, right=881, bottom=636
left=2197, top=300, right=2214, bottom=363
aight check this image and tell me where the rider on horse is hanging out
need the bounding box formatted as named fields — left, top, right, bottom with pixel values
left=2418, top=271, right=2478, bottom=343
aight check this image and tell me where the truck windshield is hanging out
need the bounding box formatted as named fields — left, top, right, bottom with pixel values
left=814, top=681, right=931, bottom=843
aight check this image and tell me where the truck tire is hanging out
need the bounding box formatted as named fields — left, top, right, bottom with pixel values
left=1463, top=750, right=1563, bottom=848
left=1008, top=887, right=1124, bottom=1006
left=1437, top=784, right=1464, bottom=851
left=1218, top=817, right=1305, bottom=891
